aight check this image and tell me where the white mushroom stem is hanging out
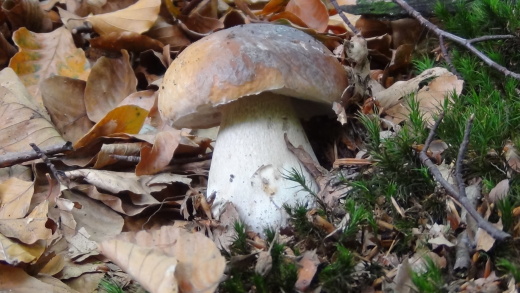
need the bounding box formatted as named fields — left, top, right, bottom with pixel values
left=208, top=92, right=318, bottom=234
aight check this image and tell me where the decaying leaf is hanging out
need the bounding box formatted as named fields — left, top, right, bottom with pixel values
left=73, top=105, right=148, bottom=149
left=2, top=0, right=52, bottom=32
left=100, top=226, right=225, bottom=293
left=86, top=0, right=161, bottom=36
left=488, top=179, right=509, bottom=203
left=84, top=50, right=137, bottom=122
left=0, top=68, right=65, bottom=154
left=0, top=264, right=78, bottom=292
left=9, top=27, right=90, bottom=105
left=0, top=177, right=34, bottom=219
left=136, top=127, right=181, bottom=175
left=41, top=76, right=94, bottom=143
left=285, top=0, right=328, bottom=32
left=0, top=233, right=46, bottom=264
left=0, top=201, right=52, bottom=244
left=90, top=31, right=165, bottom=53
left=382, top=69, right=464, bottom=125
left=295, top=250, right=320, bottom=291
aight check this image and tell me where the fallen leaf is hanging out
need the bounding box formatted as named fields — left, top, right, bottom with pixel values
left=0, top=201, right=52, bottom=244
left=99, top=239, right=179, bottom=293
left=92, top=142, right=144, bottom=169
left=86, top=0, right=161, bottom=36
left=136, top=127, right=181, bottom=175
left=41, top=76, right=94, bottom=143
left=0, top=233, right=46, bottom=264
left=9, top=27, right=90, bottom=105
left=84, top=50, right=137, bottom=122
left=0, top=177, right=34, bottom=219
left=0, top=68, right=65, bottom=154
left=295, top=250, right=320, bottom=291
left=476, top=220, right=502, bottom=252
left=488, top=179, right=509, bottom=203
left=145, top=19, right=191, bottom=49
left=285, top=0, right=328, bottom=32
left=73, top=105, right=148, bottom=149
left=90, top=31, right=165, bottom=53
left=1, top=0, right=52, bottom=32
left=100, top=226, right=225, bottom=293
left=0, top=264, right=78, bottom=292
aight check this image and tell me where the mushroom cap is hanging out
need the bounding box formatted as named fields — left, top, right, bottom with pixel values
left=158, top=23, right=349, bottom=129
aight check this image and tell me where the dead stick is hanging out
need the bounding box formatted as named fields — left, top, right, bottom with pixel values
left=0, top=142, right=72, bottom=168
left=419, top=113, right=510, bottom=241
left=393, top=0, right=520, bottom=80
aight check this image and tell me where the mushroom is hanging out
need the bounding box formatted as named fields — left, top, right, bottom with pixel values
left=159, top=24, right=348, bottom=233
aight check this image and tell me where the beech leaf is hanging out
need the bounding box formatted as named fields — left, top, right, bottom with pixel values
left=86, top=0, right=161, bottom=36
left=9, top=27, right=90, bottom=105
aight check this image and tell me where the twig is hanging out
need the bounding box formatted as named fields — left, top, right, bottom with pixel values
left=30, top=143, right=70, bottom=187
left=393, top=0, right=520, bottom=80
left=438, top=35, right=460, bottom=77
left=0, top=142, right=73, bottom=168
left=419, top=114, right=510, bottom=241
left=329, top=0, right=360, bottom=35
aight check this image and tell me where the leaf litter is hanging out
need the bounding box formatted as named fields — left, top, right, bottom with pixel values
left=0, top=0, right=517, bottom=292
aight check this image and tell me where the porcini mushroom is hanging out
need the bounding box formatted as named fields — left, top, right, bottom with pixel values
left=159, top=24, right=348, bottom=233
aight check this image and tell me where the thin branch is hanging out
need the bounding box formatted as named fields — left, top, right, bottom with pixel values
left=329, top=0, right=360, bottom=35
left=438, top=35, right=460, bottom=77
left=469, top=35, right=515, bottom=44
left=0, top=142, right=73, bottom=168
left=419, top=115, right=510, bottom=241
left=393, top=0, right=520, bottom=80
left=454, top=114, right=474, bottom=197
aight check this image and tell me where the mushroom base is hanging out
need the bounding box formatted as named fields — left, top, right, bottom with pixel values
left=208, top=93, right=318, bottom=234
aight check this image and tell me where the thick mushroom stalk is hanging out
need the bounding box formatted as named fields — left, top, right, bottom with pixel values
left=209, top=93, right=316, bottom=233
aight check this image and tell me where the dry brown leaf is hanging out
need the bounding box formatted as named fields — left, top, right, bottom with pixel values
left=61, top=189, right=124, bottom=244
left=90, top=31, right=165, bottom=53
left=71, top=184, right=149, bottom=216
left=0, top=200, right=52, bottom=244
left=62, top=272, right=105, bottom=293
left=103, top=226, right=225, bottom=293
left=0, top=233, right=46, bottom=264
left=0, top=264, right=79, bottom=292
left=84, top=50, right=137, bottom=122
left=136, top=127, right=181, bottom=175
left=476, top=220, right=502, bottom=252
left=67, top=0, right=137, bottom=17
left=86, top=0, right=161, bottom=36
left=488, top=179, right=509, bottom=203
left=145, top=20, right=191, bottom=49
left=0, top=177, right=34, bottom=219
left=9, top=27, right=90, bottom=106
left=93, top=142, right=144, bottom=169
left=380, top=69, right=463, bottom=125
left=2, top=0, right=52, bottom=32
left=73, top=105, right=148, bottom=149
left=0, top=32, right=17, bottom=68
left=212, top=202, right=240, bottom=251
left=295, top=250, right=320, bottom=291
left=504, top=141, right=520, bottom=173
left=285, top=0, right=328, bottom=32
left=41, top=76, right=94, bottom=143
left=179, top=13, right=224, bottom=37
left=64, top=169, right=190, bottom=203
left=0, top=68, right=65, bottom=154
left=100, top=239, right=179, bottom=293
left=39, top=254, right=66, bottom=276
left=118, top=89, right=157, bottom=111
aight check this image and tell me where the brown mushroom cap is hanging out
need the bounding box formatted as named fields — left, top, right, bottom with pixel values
left=158, top=23, right=348, bottom=129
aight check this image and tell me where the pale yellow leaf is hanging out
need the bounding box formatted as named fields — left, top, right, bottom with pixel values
left=86, top=0, right=161, bottom=36
left=0, top=177, right=34, bottom=219
left=99, top=240, right=179, bottom=293
left=0, top=233, right=45, bottom=264
left=0, top=200, right=52, bottom=244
